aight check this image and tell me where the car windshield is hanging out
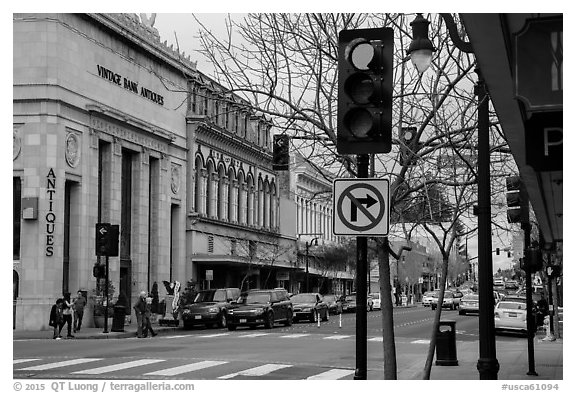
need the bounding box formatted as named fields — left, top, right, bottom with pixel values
left=324, top=295, right=336, bottom=302
left=239, top=292, right=271, bottom=304
left=291, top=294, right=317, bottom=303
left=463, top=294, right=479, bottom=300
left=497, top=301, right=527, bottom=310
left=193, top=290, right=221, bottom=303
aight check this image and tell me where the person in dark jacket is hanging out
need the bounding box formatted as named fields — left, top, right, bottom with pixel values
left=49, top=298, right=64, bottom=339
left=60, top=292, right=74, bottom=338
left=143, top=295, right=157, bottom=337
left=133, top=291, right=147, bottom=338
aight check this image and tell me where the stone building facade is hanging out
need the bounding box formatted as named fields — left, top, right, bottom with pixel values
left=12, top=13, right=296, bottom=331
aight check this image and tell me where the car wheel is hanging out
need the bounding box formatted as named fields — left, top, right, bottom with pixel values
left=284, top=310, right=293, bottom=326
left=218, top=313, right=227, bottom=328
left=227, top=324, right=237, bottom=331
left=322, top=309, right=329, bottom=322
left=264, top=312, right=274, bottom=329
left=431, top=305, right=436, bottom=310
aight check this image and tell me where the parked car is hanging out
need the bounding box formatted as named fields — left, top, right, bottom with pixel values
left=431, top=290, right=460, bottom=310
left=494, top=298, right=528, bottom=336
left=368, top=293, right=381, bottom=310
left=459, top=293, right=479, bottom=315
left=181, top=288, right=240, bottom=329
left=291, top=293, right=329, bottom=322
left=323, top=294, right=343, bottom=315
left=226, top=289, right=293, bottom=330
left=422, top=290, right=437, bottom=307
left=341, top=294, right=357, bottom=313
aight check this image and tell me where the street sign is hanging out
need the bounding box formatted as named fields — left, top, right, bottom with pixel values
left=333, top=178, right=389, bottom=236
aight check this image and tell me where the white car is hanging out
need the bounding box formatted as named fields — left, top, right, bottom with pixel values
left=422, top=290, right=437, bottom=307
left=368, top=293, right=381, bottom=310
left=494, top=298, right=528, bottom=335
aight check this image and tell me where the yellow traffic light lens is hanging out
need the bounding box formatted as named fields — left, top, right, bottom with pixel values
left=344, top=108, right=373, bottom=137
left=349, top=41, right=375, bottom=70
left=344, top=73, right=374, bottom=104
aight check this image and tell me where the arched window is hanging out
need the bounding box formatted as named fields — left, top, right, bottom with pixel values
left=194, top=155, right=206, bottom=215
left=228, top=167, right=237, bottom=222
left=257, top=177, right=264, bottom=227
left=217, top=164, right=228, bottom=221
left=263, top=180, right=270, bottom=228
left=270, top=181, right=277, bottom=229
left=237, top=171, right=246, bottom=224
left=247, top=174, right=255, bottom=226
left=206, top=161, right=217, bottom=218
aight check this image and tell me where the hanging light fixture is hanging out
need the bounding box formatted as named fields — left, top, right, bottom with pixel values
left=406, top=13, right=436, bottom=73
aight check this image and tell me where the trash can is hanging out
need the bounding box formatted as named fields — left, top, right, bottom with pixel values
left=435, top=320, right=458, bottom=366
left=111, top=305, right=126, bottom=332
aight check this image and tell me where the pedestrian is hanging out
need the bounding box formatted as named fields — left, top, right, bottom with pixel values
left=73, top=290, right=87, bottom=333
left=133, top=291, right=147, bottom=338
left=143, top=294, right=157, bottom=337
left=49, top=298, right=64, bottom=339
left=60, top=292, right=74, bottom=338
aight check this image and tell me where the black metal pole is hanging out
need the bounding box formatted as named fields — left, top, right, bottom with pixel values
left=354, top=154, right=369, bottom=380
left=103, top=255, right=109, bottom=333
left=523, top=224, right=538, bottom=376
left=306, top=243, right=309, bottom=293
left=475, top=74, right=499, bottom=379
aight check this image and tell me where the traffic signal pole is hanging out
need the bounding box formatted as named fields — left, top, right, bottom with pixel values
left=523, top=223, right=538, bottom=376
left=103, top=255, right=110, bottom=333
left=354, top=154, right=369, bottom=380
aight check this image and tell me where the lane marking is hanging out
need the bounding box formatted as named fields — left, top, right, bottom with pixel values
left=239, top=333, right=270, bottom=338
left=280, top=334, right=310, bottom=338
left=368, top=337, right=383, bottom=342
left=324, top=335, right=351, bottom=340
left=144, top=360, right=228, bottom=376
left=17, top=358, right=103, bottom=371
left=218, top=363, right=292, bottom=379
left=13, top=359, right=40, bottom=365
left=307, top=368, right=355, bottom=380
left=71, top=359, right=165, bottom=375
left=197, top=333, right=230, bottom=338
left=411, top=339, right=430, bottom=344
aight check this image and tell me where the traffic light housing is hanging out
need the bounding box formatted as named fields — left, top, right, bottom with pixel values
left=506, top=176, right=529, bottom=224
left=95, top=223, right=119, bottom=257
left=337, top=27, right=393, bottom=154
left=93, top=263, right=105, bottom=279
left=272, top=134, right=290, bottom=171
left=399, top=126, right=418, bottom=166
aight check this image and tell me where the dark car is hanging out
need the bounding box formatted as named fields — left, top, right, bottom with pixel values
left=181, top=288, right=240, bottom=329
left=226, top=289, right=293, bottom=330
left=459, top=293, right=479, bottom=315
left=291, top=293, right=329, bottom=322
left=341, top=294, right=358, bottom=312
left=324, top=294, right=343, bottom=315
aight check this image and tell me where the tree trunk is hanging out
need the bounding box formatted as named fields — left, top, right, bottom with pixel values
left=377, top=238, right=397, bottom=379
left=422, top=255, right=449, bottom=379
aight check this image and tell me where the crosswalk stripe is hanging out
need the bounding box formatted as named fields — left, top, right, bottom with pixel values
left=280, top=334, right=310, bottom=338
left=197, top=333, right=230, bottom=338
left=144, top=360, right=228, bottom=376
left=218, top=364, right=292, bottom=379
left=71, top=359, right=165, bottom=375
left=411, top=339, right=430, bottom=344
left=324, top=335, right=351, bottom=340
left=307, top=369, right=355, bottom=380
left=18, top=358, right=102, bottom=371
left=163, top=335, right=195, bottom=339
left=13, top=359, right=40, bottom=365
left=239, top=333, right=270, bottom=338
left=368, top=337, right=383, bottom=342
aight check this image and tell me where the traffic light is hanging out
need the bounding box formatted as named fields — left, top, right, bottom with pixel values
left=399, top=127, right=418, bottom=166
left=506, top=176, right=529, bottom=224
left=337, top=27, right=394, bottom=154
left=496, top=248, right=500, bottom=255
left=272, top=134, right=290, bottom=171
left=95, top=223, right=119, bottom=257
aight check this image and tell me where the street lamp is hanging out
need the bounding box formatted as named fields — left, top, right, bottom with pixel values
left=407, top=13, right=499, bottom=380
left=406, top=13, right=436, bottom=73
left=305, top=238, right=319, bottom=292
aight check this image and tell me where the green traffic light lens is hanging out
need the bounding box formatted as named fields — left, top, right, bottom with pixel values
left=344, top=73, right=374, bottom=104
left=344, top=108, right=373, bottom=138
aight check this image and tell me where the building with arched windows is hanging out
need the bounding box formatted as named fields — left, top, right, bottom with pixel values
left=12, top=13, right=297, bottom=331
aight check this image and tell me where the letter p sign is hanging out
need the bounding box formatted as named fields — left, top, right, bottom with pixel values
left=544, top=127, right=562, bottom=157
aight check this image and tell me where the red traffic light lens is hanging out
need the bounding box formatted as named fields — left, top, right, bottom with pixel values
left=344, top=73, right=374, bottom=104
left=344, top=108, right=374, bottom=137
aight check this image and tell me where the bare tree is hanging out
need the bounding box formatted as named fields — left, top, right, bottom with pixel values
left=191, top=12, right=516, bottom=380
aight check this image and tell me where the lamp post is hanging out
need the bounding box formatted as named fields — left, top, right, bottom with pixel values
left=305, top=238, right=319, bottom=292
left=407, top=13, right=499, bottom=379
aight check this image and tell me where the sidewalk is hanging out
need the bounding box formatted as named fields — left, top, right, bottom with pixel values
left=14, top=321, right=563, bottom=380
